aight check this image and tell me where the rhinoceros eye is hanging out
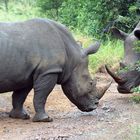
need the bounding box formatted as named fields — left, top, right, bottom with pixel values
left=89, top=80, right=94, bottom=86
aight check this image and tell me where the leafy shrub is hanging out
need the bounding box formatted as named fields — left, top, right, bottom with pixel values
left=37, top=0, right=64, bottom=20
left=36, top=0, right=140, bottom=39
left=131, top=94, right=140, bottom=103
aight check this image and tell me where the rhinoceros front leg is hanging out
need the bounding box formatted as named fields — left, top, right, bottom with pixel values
left=32, top=73, right=58, bottom=122
left=9, top=86, right=32, bottom=119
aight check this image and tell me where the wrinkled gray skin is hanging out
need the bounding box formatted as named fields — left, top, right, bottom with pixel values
left=106, top=22, right=140, bottom=93
left=0, top=18, right=109, bottom=122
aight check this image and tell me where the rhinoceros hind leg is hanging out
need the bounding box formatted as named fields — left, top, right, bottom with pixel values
left=9, top=87, right=32, bottom=120
left=33, top=73, right=57, bottom=122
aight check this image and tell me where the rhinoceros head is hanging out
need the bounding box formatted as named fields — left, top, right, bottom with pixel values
left=106, top=29, right=140, bottom=93
left=62, top=42, right=111, bottom=112
left=105, top=65, right=140, bottom=93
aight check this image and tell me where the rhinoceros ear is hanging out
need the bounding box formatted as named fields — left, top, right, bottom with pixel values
left=83, top=41, right=100, bottom=56
left=134, top=30, right=140, bottom=40
left=111, top=27, right=128, bottom=41
left=76, top=40, right=83, bottom=47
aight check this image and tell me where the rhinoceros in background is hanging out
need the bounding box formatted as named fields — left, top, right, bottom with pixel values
left=106, top=21, right=140, bottom=93
left=0, top=18, right=110, bottom=122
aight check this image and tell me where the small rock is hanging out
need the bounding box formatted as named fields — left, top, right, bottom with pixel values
left=98, top=117, right=104, bottom=121
left=102, top=106, right=110, bottom=110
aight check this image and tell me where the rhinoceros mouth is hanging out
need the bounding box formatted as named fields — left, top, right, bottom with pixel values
left=77, top=100, right=99, bottom=112
left=117, top=86, right=133, bottom=93
left=78, top=105, right=98, bottom=112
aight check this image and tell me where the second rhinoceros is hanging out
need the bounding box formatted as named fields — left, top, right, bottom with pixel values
left=0, top=18, right=110, bottom=122
left=106, top=21, right=140, bottom=93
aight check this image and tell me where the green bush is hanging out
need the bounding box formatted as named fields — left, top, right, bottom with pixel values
left=131, top=86, right=140, bottom=104
left=131, top=95, right=140, bottom=103
left=1, top=0, right=139, bottom=39
left=37, top=0, right=64, bottom=20
left=36, top=0, right=140, bottom=39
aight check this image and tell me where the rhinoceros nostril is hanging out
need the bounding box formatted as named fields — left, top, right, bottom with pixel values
left=95, top=101, right=99, bottom=105
left=90, top=80, right=93, bottom=85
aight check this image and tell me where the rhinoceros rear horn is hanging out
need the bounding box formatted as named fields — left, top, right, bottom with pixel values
left=96, top=81, right=112, bottom=99
left=83, top=41, right=101, bottom=56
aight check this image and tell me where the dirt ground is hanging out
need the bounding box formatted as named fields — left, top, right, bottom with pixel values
left=0, top=74, right=140, bottom=140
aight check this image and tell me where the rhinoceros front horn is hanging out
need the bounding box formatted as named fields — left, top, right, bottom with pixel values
left=96, top=81, right=112, bottom=99
left=105, top=65, right=125, bottom=84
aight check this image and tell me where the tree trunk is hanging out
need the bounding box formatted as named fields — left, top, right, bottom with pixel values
left=4, top=0, right=9, bottom=12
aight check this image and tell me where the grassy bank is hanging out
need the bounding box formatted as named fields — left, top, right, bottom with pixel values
left=89, top=40, right=123, bottom=73
left=75, top=34, right=123, bottom=73
left=0, top=1, right=40, bottom=21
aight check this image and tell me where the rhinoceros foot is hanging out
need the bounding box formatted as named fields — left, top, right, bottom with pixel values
left=9, top=108, right=30, bottom=120
left=32, top=113, right=53, bottom=122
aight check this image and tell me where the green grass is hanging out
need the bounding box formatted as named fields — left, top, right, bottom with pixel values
left=75, top=34, right=124, bottom=73
left=131, top=87, right=140, bottom=103
left=130, top=81, right=140, bottom=104
left=89, top=39, right=123, bottom=73
left=130, top=125, right=140, bottom=140
left=131, top=95, right=140, bottom=103
left=0, top=1, right=41, bottom=22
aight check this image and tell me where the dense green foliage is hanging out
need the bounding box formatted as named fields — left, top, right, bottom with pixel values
left=36, top=0, right=140, bottom=38
left=0, top=0, right=139, bottom=38
left=37, top=0, right=64, bottom=20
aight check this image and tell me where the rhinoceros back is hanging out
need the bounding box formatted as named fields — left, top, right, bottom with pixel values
left=0, top=19, right=72, bottom=92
